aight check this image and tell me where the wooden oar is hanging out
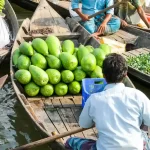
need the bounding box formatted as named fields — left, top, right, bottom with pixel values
left=12, top=127, right=91, bottom=150
left=88, top=0, right=126, bottom=19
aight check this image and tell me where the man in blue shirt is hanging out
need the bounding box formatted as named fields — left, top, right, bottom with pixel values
left=71, top=0, right=121, bottom=38
left=65, top=53, right=150, bottom=150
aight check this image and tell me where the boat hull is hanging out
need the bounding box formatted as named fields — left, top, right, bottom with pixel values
left=10, top=0, right=149, bottom=149
left=0, top=0, right=19, bottom=64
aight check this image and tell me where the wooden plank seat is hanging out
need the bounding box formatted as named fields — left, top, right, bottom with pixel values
left=101, top=29, right=139, bottom=45
left=27, top=96, right=98, bottom=142
left=30, top=0, right=70, bottom=34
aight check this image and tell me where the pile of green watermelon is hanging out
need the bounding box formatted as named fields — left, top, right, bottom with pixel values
left=12, top=35, right=111, bottom=97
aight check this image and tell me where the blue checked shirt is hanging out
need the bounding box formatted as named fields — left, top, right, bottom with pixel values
left=71, top=0, right=114, bottom=18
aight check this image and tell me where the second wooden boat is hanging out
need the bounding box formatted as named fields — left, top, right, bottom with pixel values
left=10, top=0, right=149, bottom=149
left=0, top=0, right=19, bottom=64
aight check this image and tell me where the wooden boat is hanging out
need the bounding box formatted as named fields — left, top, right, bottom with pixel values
left=10, top=0, right=149, bottom=149
left=0, top=0, right=18, bottom=64
left=122, top=48, right=150, bottom=85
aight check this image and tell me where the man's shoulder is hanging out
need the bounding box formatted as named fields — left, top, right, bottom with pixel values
left=95, top=86, right=146, bottom=98
left=124, top=87, right=147, bottom=98
left=89, top=86, right=147, bottom=101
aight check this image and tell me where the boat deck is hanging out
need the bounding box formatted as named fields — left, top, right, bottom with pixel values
left=26, top=96, right=98, bottom=142
left=101, top=30, right=138, bottom=44
left=30, top=0, right=70, bottom=33
left=56, top=1, right=70, bottom=10
left=123, top=47, right=150, bottom=58
left=16, top=77, right=135, bottom=143
left=10, top=0, right=150, bottom=149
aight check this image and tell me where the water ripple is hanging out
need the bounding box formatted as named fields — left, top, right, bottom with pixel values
left=0, top=82, right=50, bottom=150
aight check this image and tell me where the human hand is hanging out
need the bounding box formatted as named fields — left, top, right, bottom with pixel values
left=91, top=32, right=101, bottom=39
left=121, top=20, right=128, bottom=28
left=97, top=22, right=107, bottom=35
left=81, top=14, right=89, bottom=22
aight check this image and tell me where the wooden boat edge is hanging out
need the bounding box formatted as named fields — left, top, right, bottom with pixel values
left=128, top=67, right=150, bottom=84
left=10, top=18, right=53, bottom=139
left=10, top=1, right=147, bottom=148
left=10, top=20, right=136, bottom=139
left=0, top=0, right=19, bottom=64
left=4, top=0, right=19, bottom=40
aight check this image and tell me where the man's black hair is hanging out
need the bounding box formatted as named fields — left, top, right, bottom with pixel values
left=102, top=53, right=128, bottom=83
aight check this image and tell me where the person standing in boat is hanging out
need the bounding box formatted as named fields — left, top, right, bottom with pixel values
left=114, top=0, right=150, bottom=28
left=71, top=0, right=121, bottom=38
left=65, top=53, right=149, bottom=150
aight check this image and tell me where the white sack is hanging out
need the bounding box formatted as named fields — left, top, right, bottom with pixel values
left=0, top=17, right=10, bottom=48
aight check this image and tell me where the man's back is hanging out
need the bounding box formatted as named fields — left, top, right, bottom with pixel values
left=79, top=83, right=150, bottom=150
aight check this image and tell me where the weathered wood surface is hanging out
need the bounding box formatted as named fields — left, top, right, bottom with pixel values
left=30, top=0, right=70, bottom=33
left=122, top=48, right=150, bottom=58
left=13, top=127, right=93, bottom=150
left=0, top=74, right=8, bottom=89
left=65, top=17, right=138, bottom=45
left=56, top=1, right=70, bottom=10
left=10, top=0, right=150, bottom=149
left=104, top=29, right=138, bottom=44
left=122, top=48, right=150, bottom=84
left=23, top=32, right=81, bottom=41
left=28, top=96, right=97, bottom=142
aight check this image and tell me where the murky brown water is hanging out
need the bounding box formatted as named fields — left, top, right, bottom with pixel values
left=0, top=2, right=149, bottom=150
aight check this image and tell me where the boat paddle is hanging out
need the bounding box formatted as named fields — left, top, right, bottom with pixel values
left=12, top=127, right=92, bottom=150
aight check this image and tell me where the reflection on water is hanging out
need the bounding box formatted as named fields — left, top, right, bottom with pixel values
left=0, top=82, right=50, bottom=150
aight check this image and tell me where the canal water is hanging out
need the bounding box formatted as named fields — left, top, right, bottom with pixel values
left=0, top=2, right=150, bottom=150
left=0, top=3, right=50, bottom=150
